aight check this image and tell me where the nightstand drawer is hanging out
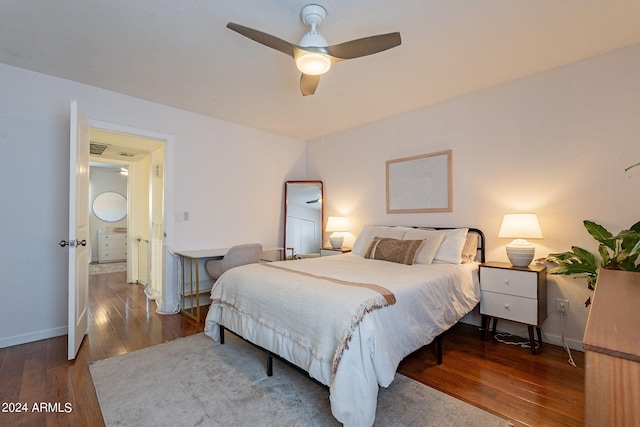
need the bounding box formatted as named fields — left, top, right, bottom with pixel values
left=480, top=291, right=538, bottom=325
left=480, top=266, right=538, bottom=298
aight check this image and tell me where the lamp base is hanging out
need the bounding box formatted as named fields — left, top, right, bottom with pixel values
left=506, top=239, right=535, bottom=267
left=329, top=234, right=344, bottom=249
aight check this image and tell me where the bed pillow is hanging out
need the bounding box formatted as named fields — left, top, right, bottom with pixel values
left=364, top=238, right=423, bottom=265
left=433, top=228, right=469, bottom=264
left=402, top=229, right=446, bottom=264
left=352, top=226, right=407, bottom=255
left=351, top=225, right=373, bottom=255
left=461, top=231, right=479, bottom=263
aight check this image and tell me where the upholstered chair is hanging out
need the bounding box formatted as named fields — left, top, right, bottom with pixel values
left=205, top=243, right=263, bottom=281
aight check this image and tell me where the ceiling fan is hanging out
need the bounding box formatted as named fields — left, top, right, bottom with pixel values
left=227, top=4, right=401, bottom=96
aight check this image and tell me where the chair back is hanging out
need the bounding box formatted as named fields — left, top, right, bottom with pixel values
left=225, top=243, right=263, bottom=265
left=206, top=243, right=263, bottom=280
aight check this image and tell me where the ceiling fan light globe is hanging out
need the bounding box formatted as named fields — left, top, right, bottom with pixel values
left=296, top=53, right=331, bottom=75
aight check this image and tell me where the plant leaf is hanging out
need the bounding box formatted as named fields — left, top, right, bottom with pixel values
left=620, top=238, right=640, bottom=264
left=549, top=264, right=597, bottom=276
left=547, top=251, right=579, bottom=263
left=625, top=161, right=640, bottom=176
left=630, top=238, right=640, bottom=259
left=584, top=220, right=615, bottom=250
left=598, top=244, right=611, bottom=266
left=570, top=246, right=599, bottom=270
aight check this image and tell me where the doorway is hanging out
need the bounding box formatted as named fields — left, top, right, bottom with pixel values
left=87, top=122, right=169, bottom=310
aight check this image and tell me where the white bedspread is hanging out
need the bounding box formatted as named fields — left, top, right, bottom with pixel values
left=204, top=254, right=480, bottom=427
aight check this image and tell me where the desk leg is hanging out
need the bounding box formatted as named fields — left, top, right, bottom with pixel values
left=180, top=256, right=201, bottom=322
left=195, top=260, right=200, bottom=321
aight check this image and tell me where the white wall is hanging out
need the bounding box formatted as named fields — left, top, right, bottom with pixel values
left=0, top=63, right=305, bottom=348
left=306, top=44, right=640, bottom=350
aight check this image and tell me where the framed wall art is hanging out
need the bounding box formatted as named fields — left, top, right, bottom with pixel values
left=386, top=150, right=452, bottom=213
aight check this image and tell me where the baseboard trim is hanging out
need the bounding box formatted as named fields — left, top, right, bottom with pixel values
left=0, top=326, right=67, bottom=349
left=542, top=332, right=584, bottom=352
left=458, top=318, right=584, bottom=352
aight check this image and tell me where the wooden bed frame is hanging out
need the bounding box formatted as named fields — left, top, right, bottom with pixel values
left=218, top=227, right=486, bottom=376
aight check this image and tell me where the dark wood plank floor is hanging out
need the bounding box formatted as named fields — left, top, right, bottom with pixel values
left=0, top=270, right=584, bottom=426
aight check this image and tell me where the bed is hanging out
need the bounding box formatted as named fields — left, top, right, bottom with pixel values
left=204, top=226, right=485, bottom=427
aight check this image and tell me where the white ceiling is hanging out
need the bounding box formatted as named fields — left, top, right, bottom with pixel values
left=2, top=1, right=640, bottom=140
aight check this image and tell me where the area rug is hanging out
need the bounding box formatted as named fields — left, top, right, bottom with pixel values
left=90, top=333, right=513, bottom=427
left=89, top=262, right=126, bottom=275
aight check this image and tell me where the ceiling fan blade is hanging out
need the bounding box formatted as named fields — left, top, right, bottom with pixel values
left=325, top=32, right=401, bottom=60
left=300, top=74, right=321, bottom=96
left=227, top=22, right=295, bottom=58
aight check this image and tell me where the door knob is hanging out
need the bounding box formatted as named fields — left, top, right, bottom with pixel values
left=59, top=239, right=87, bottom=248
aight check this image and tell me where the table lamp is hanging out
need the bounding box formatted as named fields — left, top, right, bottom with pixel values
left=325, top=216, right=348, bottom=249
left=498, top=213, right=543, bottom=267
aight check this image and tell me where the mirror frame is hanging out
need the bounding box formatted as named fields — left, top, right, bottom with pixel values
left=92, top=191, right=127, bottom=222
left=283, top=180, right=324, bottom=259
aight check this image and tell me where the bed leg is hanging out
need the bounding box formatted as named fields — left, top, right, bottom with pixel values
left=436, top=334, right=443, bottom=365
left=219, top=325, right=225, bottom=344
left=266, top=351, right=273, bottom=376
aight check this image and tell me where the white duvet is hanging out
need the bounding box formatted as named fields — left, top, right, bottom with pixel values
left=204, top=254, right=480, bottom=427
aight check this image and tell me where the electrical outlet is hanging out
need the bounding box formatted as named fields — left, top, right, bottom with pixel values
left=555, top=299, right=569, bottom=315
left=174, top=211, right=189, bottom=222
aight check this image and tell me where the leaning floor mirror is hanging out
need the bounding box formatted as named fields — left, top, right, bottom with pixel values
left=283, top=181, right=323, bottom=259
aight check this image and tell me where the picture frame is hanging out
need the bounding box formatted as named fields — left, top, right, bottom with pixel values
left=386, top=150, right=452, bottom=213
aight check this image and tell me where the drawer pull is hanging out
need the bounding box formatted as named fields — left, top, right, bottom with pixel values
left=504, top=279, right=509, bottom=285
left=504, top=304, right=510, bottom=310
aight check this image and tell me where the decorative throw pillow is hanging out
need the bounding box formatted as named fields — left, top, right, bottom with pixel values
left=352, top=226, right=407, bottom=255
left=364, top=238, right=423, bottom=265
left=461, top=232, right=479, bottom=263
left=433, top=228, right=469, bottom=264
left=402, top=229, right=446, bottom=264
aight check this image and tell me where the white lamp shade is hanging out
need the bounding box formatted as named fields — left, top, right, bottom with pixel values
left=325, top=216, right=348, bottom=233
left=498, top=214, right=543, bottom=239
left=326, top=216, right=348, bottom=249
left=498, top=214, right=543, bottom=267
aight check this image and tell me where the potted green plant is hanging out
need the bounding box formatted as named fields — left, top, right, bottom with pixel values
left=546, top=220, right=640, bottom=306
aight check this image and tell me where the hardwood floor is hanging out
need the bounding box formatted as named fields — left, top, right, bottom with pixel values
left=398, top=327, right=584, bottom=426
left=0, top=271, right=584, bottom=426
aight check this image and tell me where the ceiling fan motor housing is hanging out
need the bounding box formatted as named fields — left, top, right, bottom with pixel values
left=301, top=4, right=327, bottom=28
left=299, top=4, right=328, bottom=47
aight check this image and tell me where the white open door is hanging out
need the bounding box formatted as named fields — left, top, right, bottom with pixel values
left=64, top=99, right=90, bottom=360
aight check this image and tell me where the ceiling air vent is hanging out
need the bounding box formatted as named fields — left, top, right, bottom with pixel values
left=118, top=152, right=136, bottom=157
left=90, top=143, right=110, bottom=156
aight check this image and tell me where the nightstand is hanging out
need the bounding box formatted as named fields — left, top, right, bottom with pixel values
left=479, top=261, right=547, bottom=354
left=320, top=247, right=351, bottom=256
